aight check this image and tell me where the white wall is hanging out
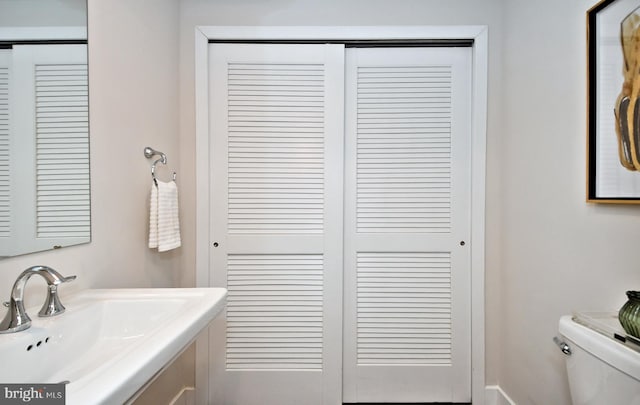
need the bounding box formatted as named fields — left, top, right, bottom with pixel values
left=500, top=0, right=640, bottom=404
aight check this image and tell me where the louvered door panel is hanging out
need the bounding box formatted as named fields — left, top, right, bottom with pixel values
left=357, top=66, right=452, bottom=233
left=226, top=254, right=323, bottom=369
left=344, top=47, right=471, bottom=403
left=357, top=252, right=451, bottom=365
left=209, top=43, right=344, bottom=405
left=227, top=63, right=324, bottom=234
left=35, top=63, right=89, bottom=238
left=0, top=53, right=9, bottom=239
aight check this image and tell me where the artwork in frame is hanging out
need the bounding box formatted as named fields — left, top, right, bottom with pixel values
left=588, top=0, right=640, bottom=202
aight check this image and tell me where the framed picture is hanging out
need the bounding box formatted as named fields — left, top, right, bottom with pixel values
left=588, top=0, right=640, bottom=202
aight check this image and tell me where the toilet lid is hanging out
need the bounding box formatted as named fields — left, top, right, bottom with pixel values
left=573, top=311, right=640, bottom=348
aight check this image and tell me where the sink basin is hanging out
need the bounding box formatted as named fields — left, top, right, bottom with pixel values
left=0, top=287, right=227, bottom=404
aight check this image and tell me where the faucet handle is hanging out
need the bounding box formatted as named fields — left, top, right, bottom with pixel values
left=38, top=285, right=65, bottom=317
left=38, top=274, right=75, bottom=317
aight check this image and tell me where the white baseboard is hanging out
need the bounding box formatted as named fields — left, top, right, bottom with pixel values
left=169, top=387, right=195, bottom=405
left=181, top=385, right=508, bottom=405
left=485, top=385, right=516, bottom=405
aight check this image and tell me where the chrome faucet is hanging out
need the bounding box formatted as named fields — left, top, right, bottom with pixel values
left=0, top=265, right=76, bottom=334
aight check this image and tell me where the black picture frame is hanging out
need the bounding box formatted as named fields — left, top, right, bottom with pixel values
left=587, top=0, right=640, bottom=203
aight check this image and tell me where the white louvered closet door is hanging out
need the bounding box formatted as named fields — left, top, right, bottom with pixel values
left=343, top=47, right=472, bottom=403
left=208, top=43, right=344, bottom=405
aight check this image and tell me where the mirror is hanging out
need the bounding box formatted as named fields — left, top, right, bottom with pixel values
left=0, top=0, right=89, bottom=259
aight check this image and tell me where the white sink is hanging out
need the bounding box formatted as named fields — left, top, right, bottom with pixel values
left=0, top=287, right=227, bottom=404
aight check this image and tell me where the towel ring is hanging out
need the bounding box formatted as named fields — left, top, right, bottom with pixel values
left=144, top=146, right=177, bottom=185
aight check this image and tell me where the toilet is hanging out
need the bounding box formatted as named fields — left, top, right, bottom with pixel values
left=558, top=314, right=640, bottom=405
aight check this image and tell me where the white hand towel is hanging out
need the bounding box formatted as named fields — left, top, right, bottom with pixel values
left=149, top=180, right=181, bottom=252
left=149, top=182, right=159, bottom=249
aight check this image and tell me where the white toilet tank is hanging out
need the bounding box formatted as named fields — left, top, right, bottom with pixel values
left=559, top=315, right=640, bottom=405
